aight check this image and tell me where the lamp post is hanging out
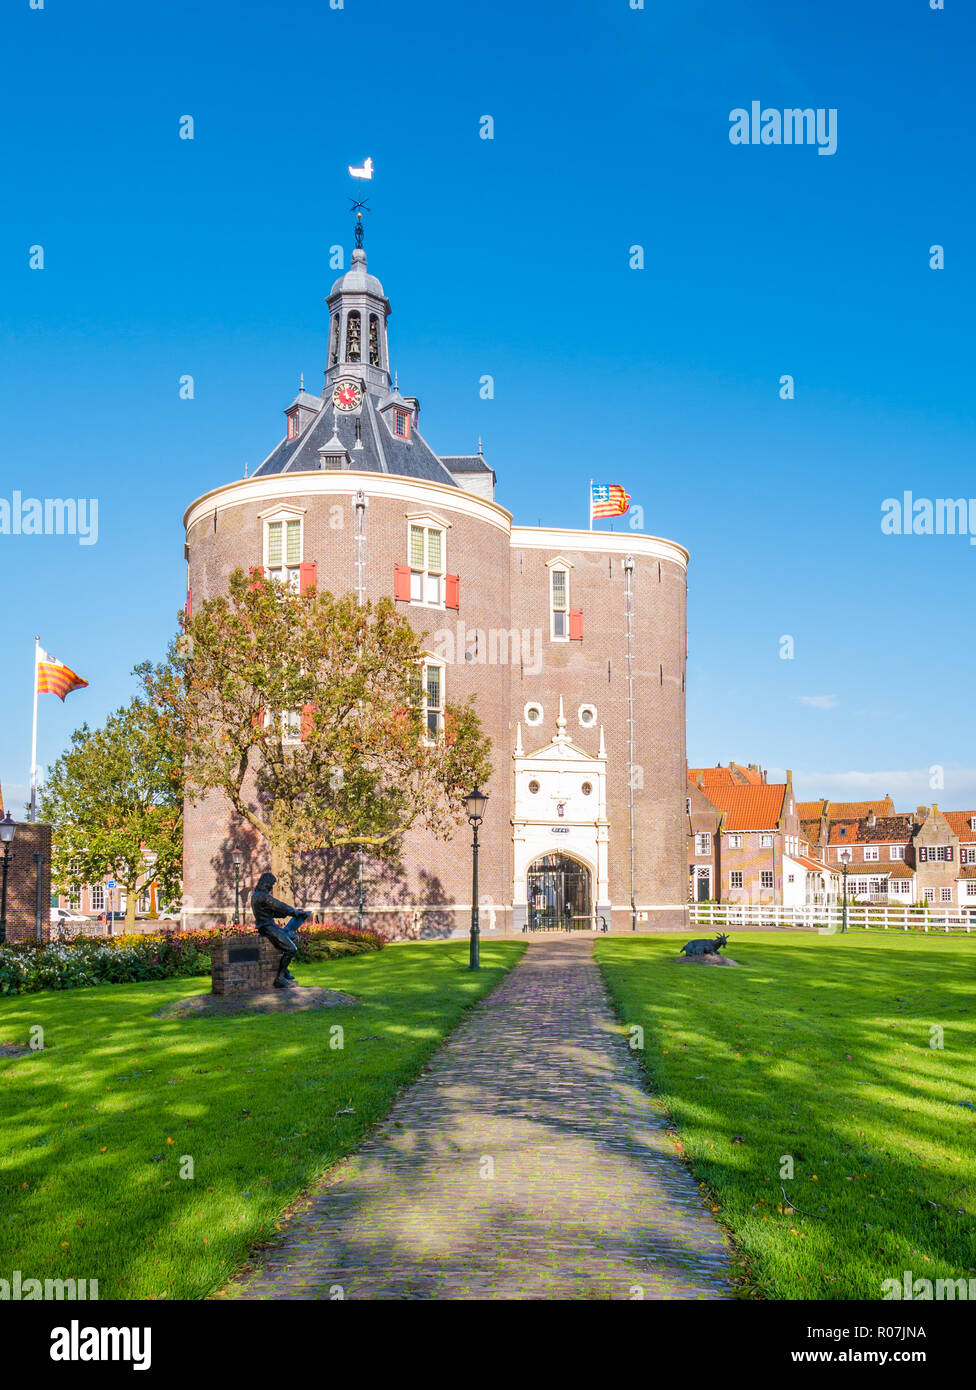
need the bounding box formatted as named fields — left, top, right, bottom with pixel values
left=839, top=848, right=851, bottom=934
left=231, top=848, right=244, bottom=926
left=465, top=787, right=488, bottom=971
left=0, top=813, right=16, bottom=946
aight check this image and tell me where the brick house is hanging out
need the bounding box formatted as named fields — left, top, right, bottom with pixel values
left=181, top=241, right=691, bottom=936
left=0, top=784, right=52, bottom=944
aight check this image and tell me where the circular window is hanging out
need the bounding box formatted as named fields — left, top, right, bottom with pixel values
left=578, top=704, right=597, bottom=727
left=581, top=781, right=593, bottom=796
left=528, top=780, right=540, bottom=795
left=524, top=702, right=544, bottom=726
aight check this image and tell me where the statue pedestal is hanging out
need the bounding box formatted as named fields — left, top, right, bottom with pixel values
left=210, top=934, right=280, bottom=995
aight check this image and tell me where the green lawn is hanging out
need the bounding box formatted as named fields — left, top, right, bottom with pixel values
left=0, top=941, right=523, bottom=1300
left=595, top=932, right=976, bottom=1300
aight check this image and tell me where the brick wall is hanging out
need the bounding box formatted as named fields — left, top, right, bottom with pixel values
left=1, top=822, right=52, bottom=944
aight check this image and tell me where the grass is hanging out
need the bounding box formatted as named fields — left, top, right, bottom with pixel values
left=595, top=931, right=976, bottom=1300
left=0, top=940, right=524, bottom=1300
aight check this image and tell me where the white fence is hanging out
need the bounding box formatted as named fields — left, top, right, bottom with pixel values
left=689, top=902, right=974, bottom=934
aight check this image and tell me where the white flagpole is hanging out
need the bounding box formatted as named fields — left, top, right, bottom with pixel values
left=588, top=478, right=593, bottom=532
left=30, top=635, right=40, bottom=821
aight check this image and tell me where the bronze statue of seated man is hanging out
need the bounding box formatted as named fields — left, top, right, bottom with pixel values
left=251, top=872, right=310, bottom=988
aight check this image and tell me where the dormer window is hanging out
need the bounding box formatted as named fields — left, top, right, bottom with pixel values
left=394, top=408, right=411, bottom=439
left=287, top=411, right=301, bottom=440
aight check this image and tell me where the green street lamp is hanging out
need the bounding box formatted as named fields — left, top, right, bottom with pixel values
left=466, top=787, right=488, bottom=971
left=839, top=848, right=851, bottom=934
left=232, top=848, right=244, bottom=925
left=0, top=813, right=17, bottom=946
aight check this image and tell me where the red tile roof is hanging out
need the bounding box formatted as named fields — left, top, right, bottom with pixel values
left=943, top=812, right=976, bottom=843
left=704, top=784, right=787, bottom=830
left=688, top=762, right=765, bottom=787
left=797, top=799, right=828, bottom=821
left=827, top=797, right=895, bottom=820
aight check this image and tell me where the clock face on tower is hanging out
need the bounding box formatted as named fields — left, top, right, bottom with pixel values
left=333, top=380, right=362, bottom=411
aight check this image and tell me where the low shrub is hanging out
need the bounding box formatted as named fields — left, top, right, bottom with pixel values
left=0, top=922, right=383, bottom=995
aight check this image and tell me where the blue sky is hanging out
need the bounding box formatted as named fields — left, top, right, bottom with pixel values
left=1, top=0, right=973, bottom=816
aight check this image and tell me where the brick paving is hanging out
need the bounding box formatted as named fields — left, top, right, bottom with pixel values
left=227, top=937, right=732, bottom=1300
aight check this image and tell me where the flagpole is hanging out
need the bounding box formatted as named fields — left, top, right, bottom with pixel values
left=30, top=635, right=39, bottom=821
left=588, top=478, right=593, bottom=532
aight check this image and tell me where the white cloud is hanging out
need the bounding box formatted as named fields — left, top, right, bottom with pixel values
left=797, top=695, right=839, bottom=710
left=786, top=768, right=976, bottom=811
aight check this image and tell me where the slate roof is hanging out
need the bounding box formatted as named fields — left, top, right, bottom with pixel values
left=252, top=389, right=461, bottom=488
left=440, top=455, right=494, bottom=474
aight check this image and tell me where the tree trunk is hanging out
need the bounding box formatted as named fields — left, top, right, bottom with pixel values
left=125, top=889, right=137, bottom=929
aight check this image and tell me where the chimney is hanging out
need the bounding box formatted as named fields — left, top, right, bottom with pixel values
left=867, top=811, right=876, bottom=827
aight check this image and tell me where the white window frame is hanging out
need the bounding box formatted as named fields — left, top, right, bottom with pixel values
left=730, top=870, right=743, bottom=890
left=694, top=832, right=711, bottom=856
left=524, top=702, right=544, bottom=727
left=864, top=847, right=880, bottom=862
left=261, top=507, right=305, bottom=590
left=759, top=833, right=774, bottom=850
left=727, top=833, right=742, bottom=850
left=890, top=845, right=905, bottom=860
left=941, top=887, right=953, bottom=903
left=760, top=870, right=774, bottom=890
left=967, top=882, right=976, bottom=897
left=578, top=704, right=597, bottom=728
left=549, top=564, right=570, bottom=642
left=90, top=882, right=105, bottom=912
left=406, top=517, right=447, bottom=609
left=413, top=656, right=445, bottom=743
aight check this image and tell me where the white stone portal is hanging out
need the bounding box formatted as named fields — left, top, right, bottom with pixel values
left=512, top=698, right=610, bottom=929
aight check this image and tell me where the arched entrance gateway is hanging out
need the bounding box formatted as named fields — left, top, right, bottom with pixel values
left=526, top=853, right=592, bottom=931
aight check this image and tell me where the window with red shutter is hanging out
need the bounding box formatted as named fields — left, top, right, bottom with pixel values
left=249, top=566, right=265, bottom=590
left=569, top=609, right=584, bottom=641
left=300, top=703, right=316, bottom=739
left=445, top=573, right=460, bottom=610
left=299, top=561, right=317, bottom=596
left=394, top=564, right=411, bottom=601
left=184, top=589, right=192, bottom=619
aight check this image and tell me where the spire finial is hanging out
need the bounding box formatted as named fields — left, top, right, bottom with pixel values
left=348, top=157, right=373, bottom=251
left=477, top=435, right=483, bottom=457
left=394, top=369, right=398, bottom=391
left=299, top=371, right=304, bottom=392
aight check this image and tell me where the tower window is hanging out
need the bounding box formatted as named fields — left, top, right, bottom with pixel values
left=369, top=314, right=380, bottom=367
left=265, top=516, right=302, bottom=589
left=330, top=315, right=340, bottom=366
left=550, top=566, right=569, bottom=640
left=394, top=408, right=410, bottom=439
left=408, top=523, right=445, bottom=606
left=345, top=311, right=361, bottom=362
left=410, top=660, right=444, bottom=741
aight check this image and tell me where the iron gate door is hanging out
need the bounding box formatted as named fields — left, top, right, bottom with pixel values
left=527, top=854, right=592, bottom=930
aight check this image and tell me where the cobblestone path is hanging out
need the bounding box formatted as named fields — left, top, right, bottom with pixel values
left=228, top=937, right=732, bottom=1300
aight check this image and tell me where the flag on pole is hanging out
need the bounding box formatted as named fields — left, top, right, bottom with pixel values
left=590, top=482, right=631, bottom=520
left=36, top=647, right=88, bottom=701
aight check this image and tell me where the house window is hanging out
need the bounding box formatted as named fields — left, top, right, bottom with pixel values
left=578, top=704, right=597, bottom=728
left=864, top=847, right=879, bottom=862
left=550, top=567, right=569, bottom=641
left=528, top=780, right=540, bottom=795
left=90, top=883, right=105, bottom=912
left=760, top=833, right=773, bottom=849
left=68, top=885, right=82, bottom=911
left=408, top=524, right=445, bottom=606
left=394, top=408, right=410, bottom=439
left=727, top=833, right=742, bottom=850
left=963, top=848, right=976, bottom=865
left=924, top=888, right=935, bottom=903
left=411, top=660, right=444, bottom=740
left=730, top=871, right=743, bottom=889
left=265, top=517, right=302, bottom=589
left=760, top=870, right=774, bottom=889
left=890, top=845, right=905, bottom=860
left=695, top=832, right=711, bottom=855
left=967, top=882, right=976, bottom=897
left=891, top=878, right=910, bottom=895
left=941, top=887, right=953, bottom=903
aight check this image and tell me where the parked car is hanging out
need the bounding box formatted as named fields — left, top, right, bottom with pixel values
left=49, top=908, right=89, bottom=925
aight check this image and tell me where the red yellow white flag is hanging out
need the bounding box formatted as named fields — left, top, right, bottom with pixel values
left=36, top=648, right=89, bottom=701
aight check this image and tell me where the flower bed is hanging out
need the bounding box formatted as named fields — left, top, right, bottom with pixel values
left=0, top=923, right=383, bottom=996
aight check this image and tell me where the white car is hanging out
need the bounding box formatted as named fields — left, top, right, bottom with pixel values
left=50, top=908, right=89, bottom=925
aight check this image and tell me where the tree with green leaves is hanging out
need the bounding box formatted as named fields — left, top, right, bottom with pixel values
left=41, top=689, right=184, bottom=928
left=144, top=569, right=492, bottom=895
